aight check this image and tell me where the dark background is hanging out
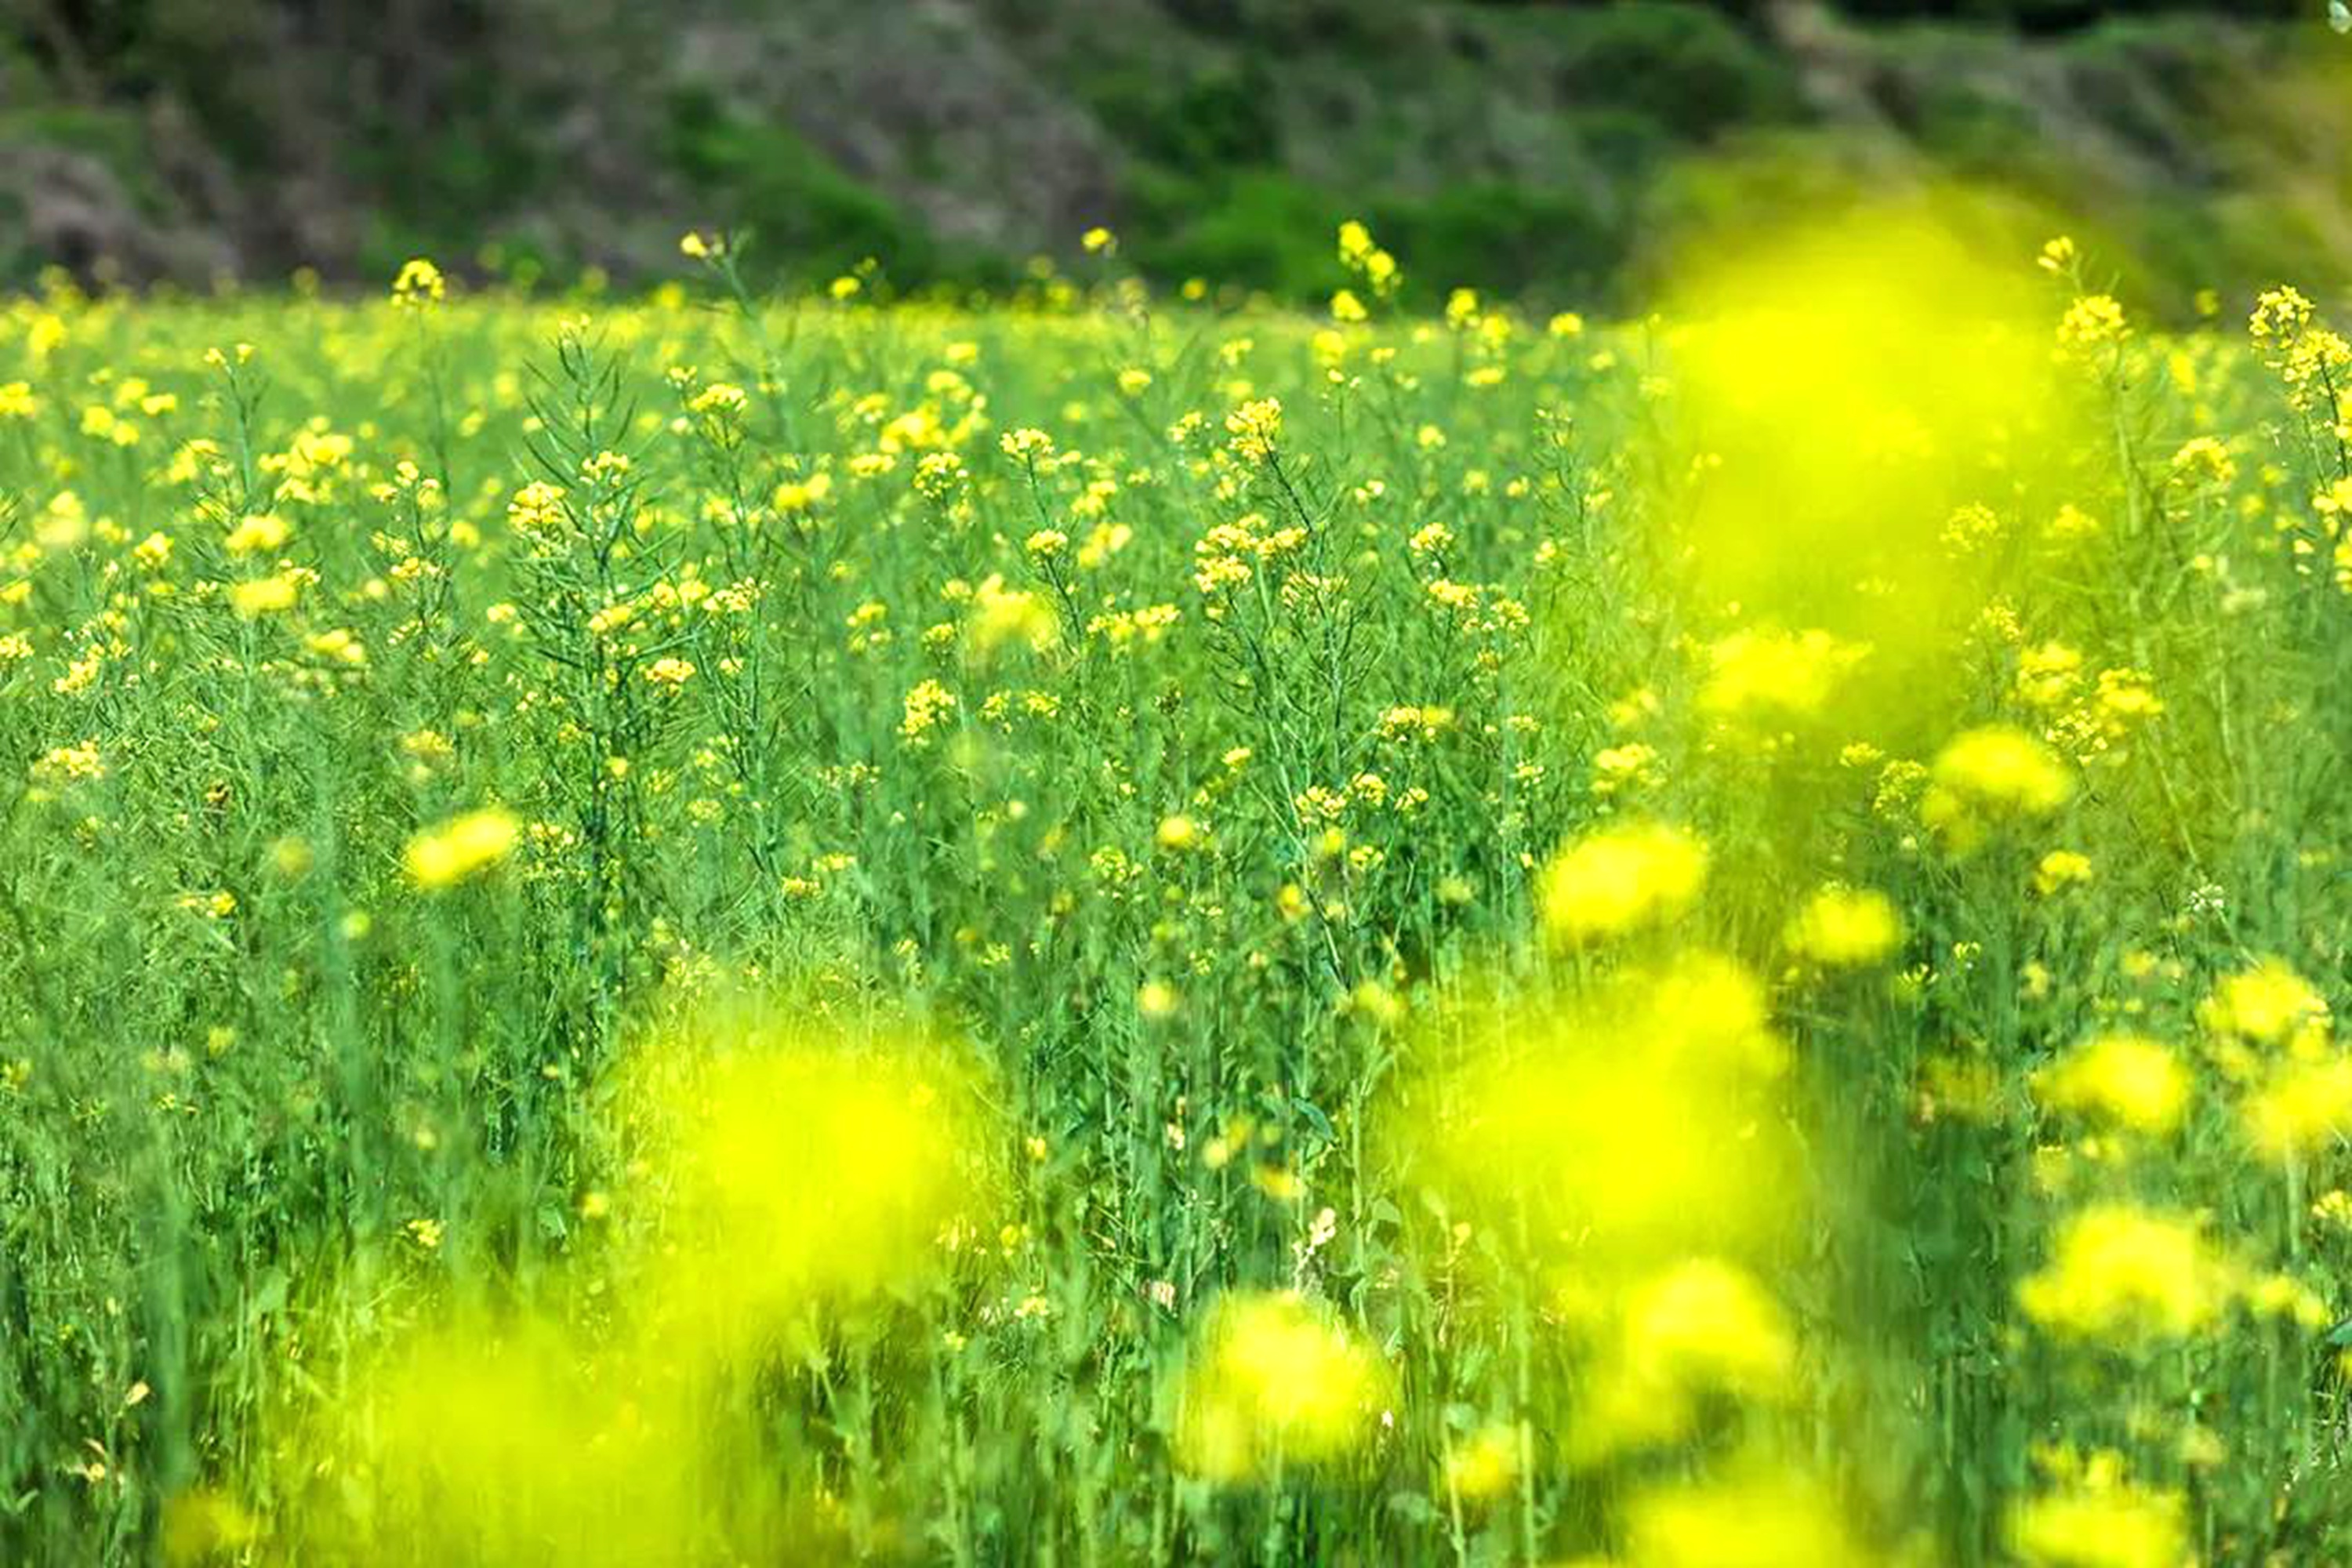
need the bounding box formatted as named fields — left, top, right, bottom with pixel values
left=2, top=0, right=2346, bottom=305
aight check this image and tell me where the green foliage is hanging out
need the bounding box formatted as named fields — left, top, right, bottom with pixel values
left=662, top=89, right=935, bottom=286
left=1541, top=0, right=1805, bottom=141
left=1079, top=60, right=1283, bottom=177
left=1125, top=168, right=1352, bottom=296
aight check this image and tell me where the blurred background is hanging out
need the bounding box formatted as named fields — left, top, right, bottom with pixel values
left=2, top=0, right=2347, bottom=309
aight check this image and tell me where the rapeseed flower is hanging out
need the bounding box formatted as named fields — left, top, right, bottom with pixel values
left=1411, top=955, right=1795, bottom=1276
left=1617, top=1470, right=1871, bottom=1568
left=1537, top=822, right=1708, bottom=946
left=1441, top=1425, right=1520, bottom=1505
left=1921, top=724, right=2073, bottom=851
left=1572, top=1258, right=1796, bottom=1461
left=2009, top=1454, right=2187, bottom=1568
left=2034, top=849, right=2094, bottom=895
left=609, top=1011, right=988, bottom=1358
left=1175, top=1291, right=1386, bottom=1481
left=2198, top=960, right=2329, bottom=1048
left=2241, top=1053, right=2352, bottom=1163
left=2035, top=1035, right=2189, bottom=1135
left=1784, top=884, right=1903, bottom=968
left=1697, top=627, right=1866, bottom=727
left=390, top=256, right=445, bottom=309
left=403, top=808, right=521, bottom=889
left=2017, top=1204, right=2230, bottom=1343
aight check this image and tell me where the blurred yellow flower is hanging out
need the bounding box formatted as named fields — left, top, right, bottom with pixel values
left=404, top=808, right=520, bottom=890
left=1441, top=1424, right=1519, bottom=1505
left=1698, top=626, right=1866, bottom=727
left=2199, top=960, right=2329, bottom=1047
left=1619, top=1471, right=1871, bottom=1568
left=2010, top=1457, right=2187, bottom=1568
left=229, top=571, right=302, bottom=617
left=2035, top=1034, right=2188, bottom=1135
left=1784, top=884, right=1902, bottom=968
left=2018, top=1204, right=2230, bottom=1343
left=2034, top=849, right=2094, bottom=895
left=1537, top=822, right=1708, bottom=946
left=2241, top=1054, right=2352, bottom=1163
left=1922, top=724, right=2073, bottom=851
left=1573, top=1257, right=1796, bottom=1461
left=1175, top=1291, right=1386, bottom=1481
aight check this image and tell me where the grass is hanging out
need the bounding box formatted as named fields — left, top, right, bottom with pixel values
left=0, top=216, right=2349, bottom=1566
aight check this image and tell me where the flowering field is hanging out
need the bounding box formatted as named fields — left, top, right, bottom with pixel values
left=2, top=216, right=2350, bottom=1566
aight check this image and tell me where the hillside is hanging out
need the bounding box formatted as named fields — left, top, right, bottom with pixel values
left=3, top=0, right=2350, bottom=307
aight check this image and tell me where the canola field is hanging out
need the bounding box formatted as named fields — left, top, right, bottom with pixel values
left=2, top=216, right=2350, bottom=1566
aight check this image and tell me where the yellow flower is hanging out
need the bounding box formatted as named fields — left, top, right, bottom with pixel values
left=403, top=808, right=521, bottom=890
left=1417, top=955, right=1793, bottom=1277
left=2092, top=667, right=2162, bottom=736
left=1572, top=1258, right=1795, bottom=1460
left=304, top=628, right=367, bottom=668
left=1921, top=724, right=2073, bottom=851
left=1784, top=884, right=1902, bottom=969
left=1175, top=1292, right=1385, bottom=1481
left=31, top=741, right=106, bottom=786
left=2017, top=1204, right=2230, bottom=1343
left=2014, top=642, right=2082, bottom=708
left=223, top=513, right=289, bottom=556
left=2057, top=293, right=2129, bottom=354
left=899, top=678, right=959, bottom=744
left=229, top=572, right=302, bottom=617
left=2241, top=1054, right=2352, bottom=1163
left=390, top=257, right=445, bottom=310
left=1336, top=220, right=1400, bottom=297
left=159, top=1490, right=260, bottom=1564
left=771, top=472, right=833, bottom=513
left=614, top=1018, right=986, bottom=1348
left=1225, top=397, right=1283, bottom=464
left=2169, top=435, right=2237, bottom=488
left=999, top=427, right=1055, bottom=465
left=1537, top=822, right=1708, bottom=946
left=2010, top=1461, right=2187, bottom=1568
left=2035, top=1034, right=2188, bottom=1135
left=1590, top=740, right=1661, bottom=798
left=687, top=382, right=747, bottom=420
left=506, top=480, right=568, bottom=536
left=2198, top=960, right=2329, bottom=1047
left=1697, top=627, right=1867, bottom=727
left=967, top=574, right=1057, bottom=655
left=1621, top=1471, right=1871, bottom=1568
left=1441, top=1425, right=1519, bottom=1505
left=2034, top=850, right=2093, bottom=896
